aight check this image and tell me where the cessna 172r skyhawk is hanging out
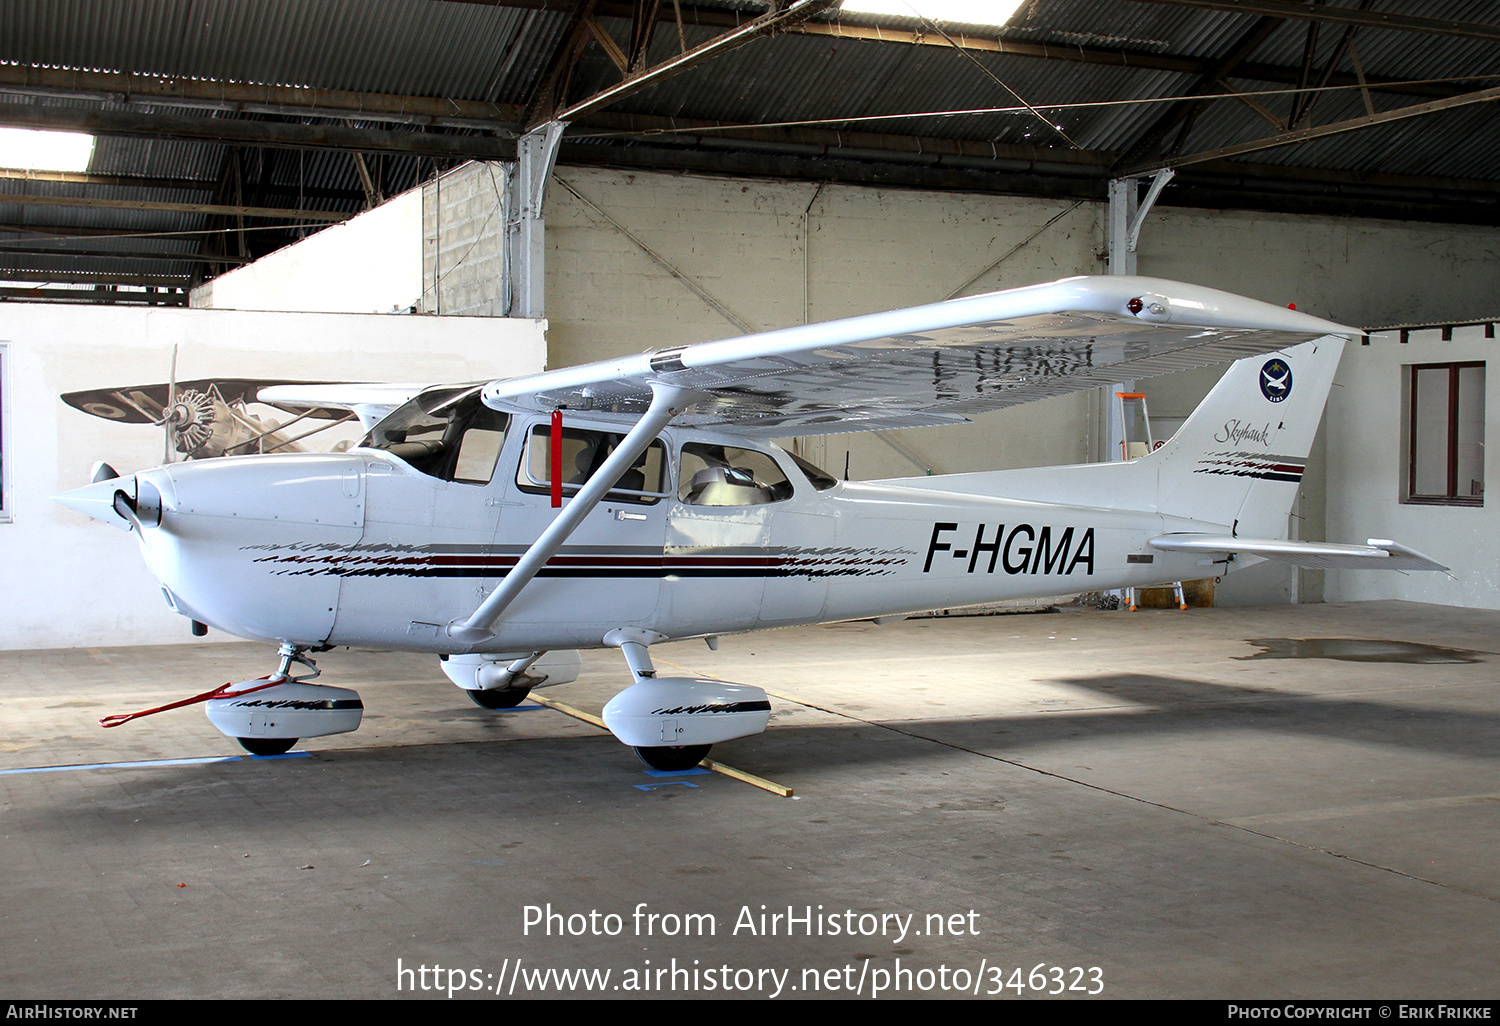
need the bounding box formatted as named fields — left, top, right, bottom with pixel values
left=55, top=275, right=1445, bottom=769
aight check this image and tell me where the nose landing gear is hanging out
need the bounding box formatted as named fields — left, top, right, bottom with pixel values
left=206, top=645, right=364, bottom=755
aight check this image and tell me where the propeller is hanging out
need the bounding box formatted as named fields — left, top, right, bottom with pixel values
left=149, top=347, right=248, bottom=459
left=132, top=346, right=346, bottom=459
left=154, top=344, right=179, bottom=464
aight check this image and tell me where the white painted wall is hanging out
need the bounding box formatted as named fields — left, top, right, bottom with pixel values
left=68, top=162, right=1500, bottom=619
left=1325, top=324, right=1498, bottom=609
left=1, top=304, right=545, bottom=650
left=534, top=168, right=1500, bottom=606
left=190, top=187, right=423, bottom=314
left=541, top=169, right=1500, bottom=359
left=542, top=168, right=1097, bottom=370
left=536, top=168, right=1500, bottom=478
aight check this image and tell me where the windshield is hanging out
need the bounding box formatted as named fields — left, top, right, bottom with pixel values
left=361, top=386, right=509, bottom=484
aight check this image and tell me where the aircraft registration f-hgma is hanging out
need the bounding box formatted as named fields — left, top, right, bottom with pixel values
left=56, top=275, right=1445, bottom=769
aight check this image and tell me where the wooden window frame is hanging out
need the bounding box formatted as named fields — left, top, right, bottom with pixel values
left=1405, top=361, right=1485, bottom=507
left=0, top=343, right=9, bottom=523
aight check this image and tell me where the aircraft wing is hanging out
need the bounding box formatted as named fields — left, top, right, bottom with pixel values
left=480, top=275, right=1356, bottom=437
left=1149, top=535, right=1449, bottom=572
left=63, top=378, right=368, bottom=424
left=255, top=383, right=431, bottom=432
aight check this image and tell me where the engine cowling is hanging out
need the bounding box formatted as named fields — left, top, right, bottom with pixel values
left=602, top=677, right=770, bottom=748
left=205, top=681, right=363, bottom=741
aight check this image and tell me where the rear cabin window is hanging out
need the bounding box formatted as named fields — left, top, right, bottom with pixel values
left=788, top=451, right=838, bottom=491
left=679, top=443, right=794, bottom=506
left=517, top=424, right=667, bottom=504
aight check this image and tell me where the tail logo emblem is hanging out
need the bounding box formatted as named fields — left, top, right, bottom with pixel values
left=1260, top=359, right=1292, bottom=403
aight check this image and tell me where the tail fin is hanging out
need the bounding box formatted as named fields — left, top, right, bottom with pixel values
left=1148, top=335, right=1345, bottom=538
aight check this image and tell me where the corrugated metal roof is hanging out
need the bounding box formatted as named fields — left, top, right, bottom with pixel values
left=0, top=0, right=1498, bottom=295
left=0, top=0, right=567, bottom=98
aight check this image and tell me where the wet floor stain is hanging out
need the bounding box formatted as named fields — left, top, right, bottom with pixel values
left=1238, top=638, right=1483, bottom=664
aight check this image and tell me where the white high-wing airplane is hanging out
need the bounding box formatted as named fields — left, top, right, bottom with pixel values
left=56, top=275, right=1445, bottom=769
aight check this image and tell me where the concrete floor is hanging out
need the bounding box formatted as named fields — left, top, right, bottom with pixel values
left=2, top=600, right=1498, bottom=1000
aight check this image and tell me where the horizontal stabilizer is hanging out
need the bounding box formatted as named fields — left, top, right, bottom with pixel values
left=1149, top=534, right=1448, bottom=572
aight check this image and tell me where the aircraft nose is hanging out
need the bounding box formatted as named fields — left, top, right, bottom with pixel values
left=53, top=472, right=165, bottom=532
left=55, top=474, right=136, bottom=530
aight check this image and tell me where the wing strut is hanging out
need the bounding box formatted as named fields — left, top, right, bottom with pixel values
left=446, top=384, right=702, bottom=646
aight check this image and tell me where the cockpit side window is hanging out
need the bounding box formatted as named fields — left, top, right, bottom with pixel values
left=517, top=423, right=667, bottom=504
left=679, top=443, right=794, bottom=506
left=361, top=386, right=509, bottom=484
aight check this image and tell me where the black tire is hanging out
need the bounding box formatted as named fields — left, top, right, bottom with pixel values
left=467, top=687, right=532, bottom=709
left=238, top=736, right=297, bottom=756
left=633, top=745, right=711, bottom=771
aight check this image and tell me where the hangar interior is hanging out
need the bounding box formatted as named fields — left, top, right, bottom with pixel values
left=3, top=0, right=1500, bottom=1000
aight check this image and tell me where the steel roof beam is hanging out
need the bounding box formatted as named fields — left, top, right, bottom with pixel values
left=1122, top=83, right=1500, bottom=175
left=554, top=0, right=839, bottom=121
left=1288, top=2, right=1370, bottom=130
left=573, top=106, right=1500, bottom=199
left=627, top=0, right=666, bottom=71
left=0, top=168, right=369, bottom=205
left=0, top=268, right=191, bottom=287
left=564, top=141, right=1500, bottom=223
left=444, top=2, right=1477, bottom=99
left=793, top=22, right=1466, bottom=100
left=0, top=102, right=517, bottom=161
left=0, top=191, right=350, bottom=223
left=0, top=18, right=1469, bottom=144
left=0, top=222, right=196, bottom=239
left=1112, top=14, right=1283, bottom=172
left=1198, top=157, right=1500, bottom=198
left=0, top=168, right=216, bottom=192
left=566, top=139, right=1495, bottom=209
left=0, top=65, right=524, bottom=132
left=1125, top=0, right=1500, bottom=44
left=525, top=0, right=607, bottom=127
left=0, top=243, right=248, bottom=266
left=576, top=109, right=1111, bottom=168
left=0, top=285, right=187, bottom=305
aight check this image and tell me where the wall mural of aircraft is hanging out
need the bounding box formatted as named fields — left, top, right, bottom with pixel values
left=55, top=276, right=1446, bottom=770
left=61, top=377, right=421, bottom=462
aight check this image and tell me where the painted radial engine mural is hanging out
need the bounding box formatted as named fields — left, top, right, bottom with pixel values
left=62, top=377, right=364, bottom=461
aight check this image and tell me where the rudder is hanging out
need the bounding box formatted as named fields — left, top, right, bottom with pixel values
left=1147, top=336, right=1346, bottom=538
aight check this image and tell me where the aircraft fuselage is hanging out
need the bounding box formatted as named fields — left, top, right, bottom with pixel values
left=113, top=406, right=1211, bottom=655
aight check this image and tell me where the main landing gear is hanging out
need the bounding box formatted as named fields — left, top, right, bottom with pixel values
left=466, top=686, right=532, bottom=709
left=633, top=744, right=712, bottom=771
left=238, top=736, right=298, bottom=756
left=442, top=652, right=576, bottom=710
left=600, top=628, right=771, bottom=770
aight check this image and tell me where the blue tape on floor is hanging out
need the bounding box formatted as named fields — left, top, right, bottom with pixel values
left=0, top=750, right=311, bottom=775
left=640, top=766, right=710, bottom=778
